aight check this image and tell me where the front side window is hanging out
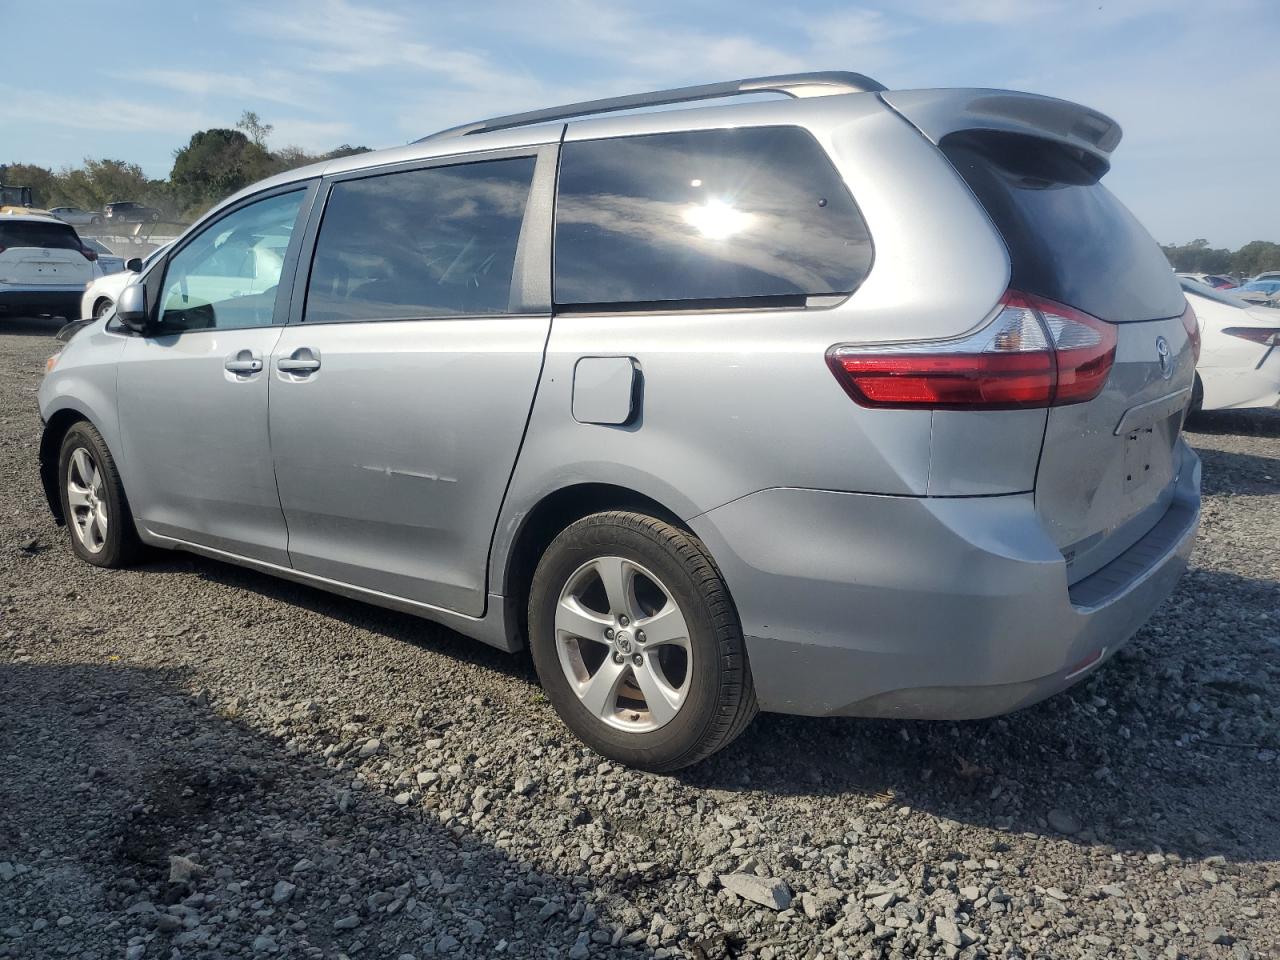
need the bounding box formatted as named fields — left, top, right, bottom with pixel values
left=304, top=156, right=537, bottom=323
left=157, top=190, right=304, bottom=333
left=554, top=126, right=873, bottom=308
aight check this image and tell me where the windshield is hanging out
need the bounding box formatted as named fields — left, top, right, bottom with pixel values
left=1179, top=277, right=1249, bottom=308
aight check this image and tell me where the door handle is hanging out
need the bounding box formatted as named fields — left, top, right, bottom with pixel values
left=277, top=348, right=321, bottom=374
left=224, top=351, right=263, bottom=374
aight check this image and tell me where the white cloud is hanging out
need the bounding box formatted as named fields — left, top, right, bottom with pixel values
left=270, top=117, right=356, bottom=151
left=124, top=68, right=317, bottom=110
left=0, top=86, right=212, bottom=135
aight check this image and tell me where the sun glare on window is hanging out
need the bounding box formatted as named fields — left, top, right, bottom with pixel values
left=682, top=198, right=752, bottom=240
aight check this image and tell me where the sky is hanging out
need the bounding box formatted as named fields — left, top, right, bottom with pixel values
left=3, top=0, right=1277, bottom=248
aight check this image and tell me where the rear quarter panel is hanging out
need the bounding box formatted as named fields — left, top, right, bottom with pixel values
left=492, top=94, right=1014, bottom=588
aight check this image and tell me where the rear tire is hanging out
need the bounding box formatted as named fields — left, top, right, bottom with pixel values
left=57, top=422, right=143, bottom=568
left=1190, top=373, right=1205, bottom=415
left=528, top=511, right=756, bottom=771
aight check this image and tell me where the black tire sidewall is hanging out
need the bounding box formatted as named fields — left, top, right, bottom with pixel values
left=529, top=516, right=734, bottom=770
left=57, top=423, right=134, bottom=567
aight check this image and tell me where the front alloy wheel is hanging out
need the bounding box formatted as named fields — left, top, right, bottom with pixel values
left=57, top=421, right=142, bottom=568
left=66, top=447, right=108, bottom=554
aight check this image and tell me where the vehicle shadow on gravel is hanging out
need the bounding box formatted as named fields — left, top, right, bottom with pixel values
left=133, top=550, right=538, bottom=684
left=680, top=565, right=1280, bottom=868
left=0, top=316, right=67, bottom=336
left=0, top=661, right=653, bottom=959
left=1194, top=446, right=1279, bottom=496
left=1186, top=407, right=1280, bottom=438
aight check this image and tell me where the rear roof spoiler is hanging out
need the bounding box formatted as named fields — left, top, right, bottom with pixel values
left=881, top=89, right=1122, bottom=168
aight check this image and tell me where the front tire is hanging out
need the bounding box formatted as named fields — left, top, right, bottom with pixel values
left=92, top=297, right=114, bottom=319
left=528, top=511, right=756, bottom=771
left=57, top=422, right=142, bottom=568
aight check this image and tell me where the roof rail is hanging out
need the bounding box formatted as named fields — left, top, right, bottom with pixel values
left=416, top=71, right=886, bottom=143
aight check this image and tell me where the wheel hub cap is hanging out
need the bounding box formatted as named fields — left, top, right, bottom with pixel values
left=554, top=556, right=692, bottom=733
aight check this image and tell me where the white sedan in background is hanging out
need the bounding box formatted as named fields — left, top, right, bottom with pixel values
left=1181, top=278, right=1280, bottom=411
left=79, top=243, right=169, bottom=319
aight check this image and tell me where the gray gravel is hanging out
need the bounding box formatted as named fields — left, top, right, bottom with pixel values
left=2, top=315, right=1278, bottom=959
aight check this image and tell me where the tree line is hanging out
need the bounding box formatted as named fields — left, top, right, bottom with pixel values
left=1160, top=239, right=1280, bottom=277
left=1, top=112, right=369, bottom=225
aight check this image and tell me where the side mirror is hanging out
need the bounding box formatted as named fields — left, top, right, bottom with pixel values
left=115, top=283, right=149, bottom=334
left=125, top=257, right=143, bottom=273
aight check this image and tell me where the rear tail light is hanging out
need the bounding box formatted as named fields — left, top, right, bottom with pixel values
left=79, top=245, right=97, bottom=262
left=1222, top=326, right=1280, bottom=346
left=1181, top=301, right=1201, bottom=363
left=827, top=290, right=1117, bottom=410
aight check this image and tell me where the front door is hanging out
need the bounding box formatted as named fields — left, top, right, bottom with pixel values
left=269, top=150, right=553, bottom=616
left=116, top=187, right=311, bottom=564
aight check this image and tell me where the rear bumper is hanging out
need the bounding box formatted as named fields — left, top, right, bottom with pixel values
left=0, top=284, right=85, bottom=318
left=689, top=442, right=1201, bottom=719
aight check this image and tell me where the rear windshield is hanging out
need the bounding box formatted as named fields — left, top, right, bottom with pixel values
left=0, top=220, right=81, bottom=250
left=941, top=131, right=1184, bottom=323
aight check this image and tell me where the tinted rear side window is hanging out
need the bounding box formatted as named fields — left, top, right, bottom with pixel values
left=0, top=221, right=81, bottom=250
left=305, top=156, right=536, bottom=323
left=941, top=131, right=1184, bottom=323
left=554, top=127, right=872, bottom=308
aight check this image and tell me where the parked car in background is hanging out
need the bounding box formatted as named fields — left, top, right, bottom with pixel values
left=79, top=243, right=169, bottom=319
left=37, top=73, right=1201, bottom=770
left=80, top=238, right=126, bottom=276
left=1180, top=278, right=1280, bottom=411
left=1233, top=279, right=1280, bottom=306
left=103, top=201, right=162, bottom=224
left=0, top=214, right=95, bottom=319
left=1250, top=271, right=1280, bottom=283
left=1177, top=272, right=1236, bottom=289
left=49, top=206, right=103, bottom=227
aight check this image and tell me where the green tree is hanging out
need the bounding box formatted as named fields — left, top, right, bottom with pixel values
left=1230, top=240, right=1280, bottom=277
left=170, top=128, right=274, bottom=214
left=236, top=110, right=274, bottom=149
left=56, top=158, right=154, bottom=211
left=0, top=162, right=58, bottom=207
left=1160, top=238, right=1233, bottom=274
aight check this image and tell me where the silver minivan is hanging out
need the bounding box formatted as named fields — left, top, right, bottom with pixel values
left=38, top=73, right=1201, bottom=770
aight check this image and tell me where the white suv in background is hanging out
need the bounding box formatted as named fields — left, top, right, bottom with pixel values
left=0, top=214, right=95, bottom=320
left=80, top=244, right=169, bottom=319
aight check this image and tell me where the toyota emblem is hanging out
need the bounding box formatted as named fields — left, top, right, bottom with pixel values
left=1155, top=336, right=1173, bottom=379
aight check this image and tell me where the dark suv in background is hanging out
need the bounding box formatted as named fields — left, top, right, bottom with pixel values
left=103, top=201, right=162, bottom=224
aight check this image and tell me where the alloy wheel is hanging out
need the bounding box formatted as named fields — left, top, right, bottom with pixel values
left=554, top=556, right=692, bottom=732
left=66, top=447, right=108, bottom=554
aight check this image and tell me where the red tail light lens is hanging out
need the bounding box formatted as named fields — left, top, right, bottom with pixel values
left=1181, top=301, right=1201, bottom=363
left=827, top=290, right=1117, bottom=410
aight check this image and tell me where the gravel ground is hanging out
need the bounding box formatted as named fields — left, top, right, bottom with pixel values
left=1, top=315, right=1277, bottom=960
